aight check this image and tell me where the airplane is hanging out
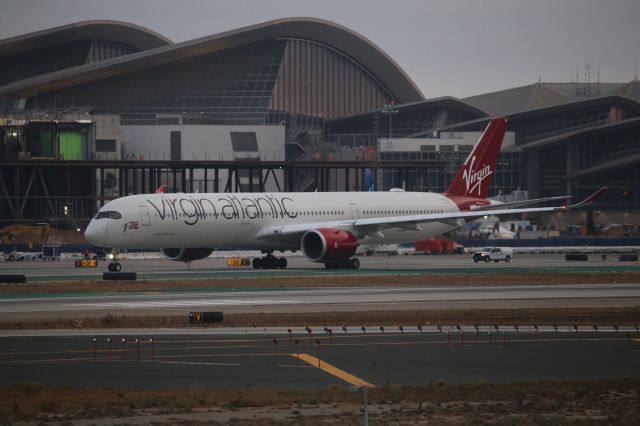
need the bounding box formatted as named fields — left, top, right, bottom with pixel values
left=84, top=117, right=606, bottom=272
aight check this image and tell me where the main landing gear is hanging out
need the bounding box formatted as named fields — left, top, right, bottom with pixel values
left=253, top=254, right=287, bottom=269
left=325, top=258, right=360, bottom=269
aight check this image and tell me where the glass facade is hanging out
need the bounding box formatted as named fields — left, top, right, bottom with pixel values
left=22, top=41, right=286, bottom=122
left=516, top=107, right=610, bottom=145
left=379, top=150, right=526, bottom=194
left=0, top=40, right=138, bottom=87
left=86, top=40, right=137, bottom=63
left=268, top=39, right=393, bottom=128
left=536, top=123, right=640, bottom=209
left=19, top=39, right=394, bottom=129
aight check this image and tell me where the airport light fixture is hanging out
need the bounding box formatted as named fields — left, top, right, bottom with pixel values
left=380, top=99, right=399, bottom=143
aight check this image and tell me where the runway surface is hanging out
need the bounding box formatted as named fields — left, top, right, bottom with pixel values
left=1, top=331, right=638, bottom=389
left=1, top=253, right=638, bottom=282
left=1, top=284, right=639, bottom=320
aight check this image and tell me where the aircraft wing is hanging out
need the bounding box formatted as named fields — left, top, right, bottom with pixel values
left=255, top=187, right=606, bottom=240
left=473, top=195, right=571, bottom=210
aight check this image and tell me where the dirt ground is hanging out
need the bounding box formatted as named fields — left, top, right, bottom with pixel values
left=1, top=307, right=638, bottom=330
left=1, top=271, right=638, bottom=294
left=1, top=379, right=637, bottom=425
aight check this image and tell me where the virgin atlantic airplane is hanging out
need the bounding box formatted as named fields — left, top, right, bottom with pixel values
left=84, top=118, right=605, bottom=271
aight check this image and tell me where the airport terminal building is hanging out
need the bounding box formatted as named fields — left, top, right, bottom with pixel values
left=1, top=18, right=639, bottom=231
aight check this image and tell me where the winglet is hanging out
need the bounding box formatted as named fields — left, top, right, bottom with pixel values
left=155, top=184, right=168, bottom=194
left=563, top=187, right=607, bottom=209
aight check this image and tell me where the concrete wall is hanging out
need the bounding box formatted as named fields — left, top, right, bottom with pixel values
left=378, top=131, right=517, bottom=153
left=121, top=124, right=284, bottom=162
left=120, top=124, right=285, bottom=192
left=94, top=114, right=121, bottom=160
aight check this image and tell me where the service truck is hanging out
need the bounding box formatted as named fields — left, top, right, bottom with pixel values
left=472, top=247, right=514, bottom=263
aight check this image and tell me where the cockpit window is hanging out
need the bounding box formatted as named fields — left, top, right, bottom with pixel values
left=94, top=211, right=122, bottom=219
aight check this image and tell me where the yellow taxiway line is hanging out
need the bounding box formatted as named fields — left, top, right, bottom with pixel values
left=292, top=353, right=375, bottom=387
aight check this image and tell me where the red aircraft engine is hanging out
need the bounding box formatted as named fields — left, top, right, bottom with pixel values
left=301, top=228, right=358, bottom=263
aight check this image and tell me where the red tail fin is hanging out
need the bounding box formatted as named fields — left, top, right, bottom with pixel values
left=445, top=117, right=507, bottom=198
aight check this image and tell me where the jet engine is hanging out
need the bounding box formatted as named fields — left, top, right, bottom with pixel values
left=161, top=248, right=214, bottom=262
left=301, top=228, right=358, bottom=262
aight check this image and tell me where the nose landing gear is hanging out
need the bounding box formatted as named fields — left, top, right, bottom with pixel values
left=106, top=249, right=122, bottom=272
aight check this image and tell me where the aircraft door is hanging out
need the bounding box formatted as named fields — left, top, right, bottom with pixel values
left=139, top=206, right=151, bottom=226
left=349, top=203, right=360, bottom=220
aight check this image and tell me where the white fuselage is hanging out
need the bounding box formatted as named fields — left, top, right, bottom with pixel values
left=85, top=191, right=463, bottom=251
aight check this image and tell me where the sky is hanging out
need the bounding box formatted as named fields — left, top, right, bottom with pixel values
left=1, top=0, right=638, bottom=99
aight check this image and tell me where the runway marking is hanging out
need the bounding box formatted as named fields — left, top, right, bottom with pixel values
left=293, top=353, right=375, bottom=388
left=154, top=360, right=239, bottom=366
left=0, top=353, right=277, bottom=364
left=0, top=357, right=94, bottom=364
left=69, top=299, right=298, bottom=309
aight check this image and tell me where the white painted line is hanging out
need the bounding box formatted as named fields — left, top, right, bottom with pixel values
left=154, top=360, right=240, bottom=366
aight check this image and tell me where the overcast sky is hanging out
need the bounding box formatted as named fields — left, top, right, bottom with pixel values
left=1, top=0, right=638, bottom=99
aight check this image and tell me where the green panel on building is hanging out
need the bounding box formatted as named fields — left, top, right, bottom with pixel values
left=40, top=130, right=52, bottom=157
left=59, top=132, right=82, bottom=160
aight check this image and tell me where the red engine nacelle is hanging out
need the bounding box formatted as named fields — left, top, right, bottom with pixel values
left=161, top=248, right=214, bottom=262
left=301, top=228, right=358, bottom=263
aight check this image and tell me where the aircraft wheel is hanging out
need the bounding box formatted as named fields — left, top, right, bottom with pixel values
left=114, top=262, right=122, bottom=272
left=485, top=258, right=490, bottom=263
left=505, top=255, right=511, bottom=263
left=277, top=257, right=287, bottom=269
left=252, top=258, right=261, bottom=269
left=107, top=262, right=114, bottom=271
left=351, top=258, right=360, bottom=270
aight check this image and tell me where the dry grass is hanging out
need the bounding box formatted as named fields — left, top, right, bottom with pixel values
left=1, top=307, right=638, bottom=330
left=1, top=271, right=638, bottom=294
left=0, top=379, right=637, bottom=424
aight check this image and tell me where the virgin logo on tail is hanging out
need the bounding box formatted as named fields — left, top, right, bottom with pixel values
left=444, top=117, right=506, bottom=200
left=462, top=155, right=493, bottom=197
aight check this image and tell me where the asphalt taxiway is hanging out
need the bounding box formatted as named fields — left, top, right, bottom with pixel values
left=1, top=284, right=639, bottom=320
left=1, top=331, right=638, bottom=389
left=1, top=255, right=638, bottom=391
left=1, top=253, right=638, bottom=282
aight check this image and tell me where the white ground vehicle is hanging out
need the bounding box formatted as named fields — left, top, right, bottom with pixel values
left=472, top=247, right=514, bottom=263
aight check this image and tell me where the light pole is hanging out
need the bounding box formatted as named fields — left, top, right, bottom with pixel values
left=380, top=99, right=399, bottom=189
left=380, top=99, right=399, bottom=143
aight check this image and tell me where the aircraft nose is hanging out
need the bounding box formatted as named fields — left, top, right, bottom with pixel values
left=84, top=220, right=105, bottom=245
